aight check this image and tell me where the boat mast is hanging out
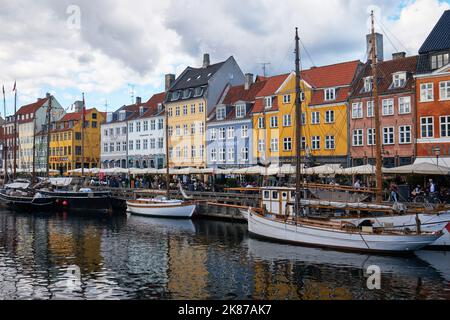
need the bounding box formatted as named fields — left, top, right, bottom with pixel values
left=81, top=93, right=86, bottom=177
left=46, top=95, right=52, bottom=178
left=295, top=27, right=303, bottom=214
left=371, top=11, right=383, bottom=203
left=2, top=86, right=7, bottom=186
left=13, top=86, right=17, bottom=180
left=32, top=115, right=37, bottom=184
left=164, top=104, right=170, bottom=198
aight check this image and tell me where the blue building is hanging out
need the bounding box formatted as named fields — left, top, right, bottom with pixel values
left=206, top=74, right=266, bottom=169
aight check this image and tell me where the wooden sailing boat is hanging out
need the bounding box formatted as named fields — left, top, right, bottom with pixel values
left=126, top=97, right=197, bottom=218
left=244, top=25, right=446, bottom=253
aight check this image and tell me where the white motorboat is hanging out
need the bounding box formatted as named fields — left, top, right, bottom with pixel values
left=127, top=197, right=197, bottom=218
left=246, top=207, right=445, bottom=253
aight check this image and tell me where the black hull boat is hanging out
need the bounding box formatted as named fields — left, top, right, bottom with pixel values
left=0, top=189, right=55, bottom=211
left=39, top=189, right=112, bottom=214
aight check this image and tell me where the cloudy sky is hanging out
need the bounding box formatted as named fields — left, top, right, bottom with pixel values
left=0, top=0, right=449, bottom=115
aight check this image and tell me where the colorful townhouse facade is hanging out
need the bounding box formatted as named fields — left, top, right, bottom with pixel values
left=349, top=54, right=418, bottom=167
left=127, top=92, right=166, bottom=169
left=4, top=115, right=17, bottom=172
left=46, top=107, right=104, bottom=173
left=415, top=10, right=450, bottom=167
left=101, top=99, right=143, bottom=169
left=206, top=74, right=266, bottom=168
left=17, top=94, right=65, bottom=171
left=165, top=54, right=245, bottom=168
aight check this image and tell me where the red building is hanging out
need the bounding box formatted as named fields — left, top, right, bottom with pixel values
left=349, top=54, right=418, bottom=167
left=415, top=10, right=450, bottom=167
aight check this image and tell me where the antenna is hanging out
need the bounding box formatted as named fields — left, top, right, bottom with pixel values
left=260, top=63, right=271, bottom=77
left=105, top=99, right=108, bottom=113
left=128, top=84, right=135, bottom=105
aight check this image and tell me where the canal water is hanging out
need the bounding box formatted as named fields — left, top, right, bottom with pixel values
left=0, top=210, right=449, bottom=300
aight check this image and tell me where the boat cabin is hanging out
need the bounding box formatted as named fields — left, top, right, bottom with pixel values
left=261, top=187, right=295, bottom=217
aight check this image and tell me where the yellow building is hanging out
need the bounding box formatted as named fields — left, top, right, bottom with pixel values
left=165, top=54, right=245, bottom=168
left=46, top=108, right=105, bottom=173
left=253, top=61, right=361, bottom=166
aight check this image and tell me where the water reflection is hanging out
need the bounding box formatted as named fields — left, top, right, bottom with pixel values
left=0, top=210, right=448, bottom=300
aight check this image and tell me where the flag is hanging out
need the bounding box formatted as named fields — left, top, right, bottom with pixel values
left=12, top=81, right=16, bottom=92
left=446, top=223, right=450, bottom=233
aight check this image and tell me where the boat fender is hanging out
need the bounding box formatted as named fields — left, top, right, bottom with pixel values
left=62, top=200, right=69, bottom=206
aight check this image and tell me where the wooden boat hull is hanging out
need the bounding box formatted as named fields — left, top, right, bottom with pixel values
left=247, top=209, right=443, bottom=253
left=39, top=190, right=111, bottom=214
left=127, top=199, right=196, bottom=218
left=335, top=212, right=450, bottom=247
left=0, top=191, right=54, bottom=211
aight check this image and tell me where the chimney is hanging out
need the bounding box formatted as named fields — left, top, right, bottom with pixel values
left=203, top=53, right=210, bottom=68
left=244, top=73, right=254, bottom=90
left=73, top=101, right=83, bottom=113
left=366, top=33, right=384, bottom=62
left=136, top=96, right=142, bottom=105
left=165, top=74, right=176, bottom=92
left=392, top=52, right=406, bottom=60
left=46, top=92, right=51, bottom=99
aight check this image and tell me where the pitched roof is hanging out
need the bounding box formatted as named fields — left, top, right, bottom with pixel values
left=222, top=81, right=267, bottom=105
left=419, top=10, right=450, bottom=54
left=301, top=60, right=361, bottom=88
left=17, top=98, right=48, bottom=116
left=60, top=108, right=97, bottom=122
left=351, top=55, right=418, bottom=99
left=139, top=92, right=166, bottom=119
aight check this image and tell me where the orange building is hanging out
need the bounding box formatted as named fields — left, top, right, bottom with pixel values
left=415, top=10, right=450, bottom=167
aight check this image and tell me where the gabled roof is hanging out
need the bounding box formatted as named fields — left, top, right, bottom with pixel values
left=419, top=10, right=450, bottom=54
left=301, top=60, right=361, bottom=88
left=139, top=92, right=166, bottom=119
left=17, top=98, right=48, bottom=116
left=252, top=74, right=290, bottom=113
left=60, top=108, right=97, bottom=122
left=169, top=61, right=226, bottom=92
left=351, top=56, right=418, bottom=99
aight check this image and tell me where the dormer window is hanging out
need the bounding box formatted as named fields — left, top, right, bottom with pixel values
left=431, top=53, right=449, bottom=70
left=324, top=88, right=336, bottom=101
left=194, top=87, right=204, bottom=97
left=183, top=89, right=191, bottom=99
left=392, top=72, right=407, bottom=88
left=236, top=104, right=246, bottom=118
left=264, top=97, right=273, bottom=109
left=363, top=76, right=373, bottom=92
left=119, top=110, right=126, bottom=121
left=157, top=103, right=163, bottom=112
left=171, top=91, right=181, bottom=101
left=216, top=107, right=226, bottom=120
left=139, top=106, right=144, bottom=116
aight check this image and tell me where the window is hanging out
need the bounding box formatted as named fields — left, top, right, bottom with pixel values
left=122, top=127, right=127, bottom=134
left=115, top=127, right=120, bottom=135
left=367, top=101, right=374, bottom=118
left=236, top=104, right=246, bottom=118
left=175, top=106, right=180, bottom=116
left=109, top=128, right=114, bottom=136
left=122, top=142, right=127, bottom=151
left=301, top=113, right=306, bottom=125
left=353, top=129, right=363, bottom=146
left=199, top=103, right=204, bottom=113
left=136, top=140, right=141, bottom=150
left=194, top=87, right=204, bottom=97
left=399, top=125, right=411, bottom=144
left=283, top=138, right=293, bottom=151
left=168, top=126, right=173, bottom=136
left=176, top=125, right=181, bottom=136
left=210, top=128, right=217, bottom=140
left=431, top=53, right=449, bottom=70
left=129, top=122, right=134, bottom=133
left=241, top=148, right=249, bottom=161
left=324, top=88, right=336, bottom=101
left=420, top=83, right=434, bottom=102
left=227, top=148, right=234, bottom=162
left=75, top=146, right=82, bottom=156
left=191, top=124, right=196, bottom=135
left=129, top=140, right=134, bottom=151
left=219, top=149, right=226, bottom=162
left=176, top=147, right=181, bottom=158
left=183, top=89, right=191, bottom=99
left=158, top=119, right=164, bottom=130
left=281, top=114, right=291, bottom=127
left=183, top=124, right=188, bottom=135
left=136, top=122, right=141, bottom=132
left=183, top=105, right=188, bottom=115
left=227, top=127, right=234, bottom=139
left=219, top=128, right=226, bottom=140
left=352, top=102, right=363, bottom=119
left=150, top=120, right=156, bottom=131
left=241, top=125, right=249, bottom=138
left=440, top=116, right=450, bottom=137
left=311, top=111, right=320, bottom=124
left=168, top=107, right=173, bottom=117
left=75, top=132, right=81, bottom=140
left=383, top=127, right=394, bottom=145
left=258, top=117, right=265, bottom=129
left=325, top=110, right=334, bottom=124
left=325, top=136, right=335, bottom=150
left=199, top=123, right=204, bottom=134
left=171, top=91, right=180, bottom=101
left=258, top=139, right=265, bottom=152
left=191, top=104, right=196, bottom=114
left=150, top=139, right=156, bottom=149
left=143, top=139, right=148, bottom=150
left=158, top=138, right=164, bottom=149
left=103, top=143, right=108, bottom=153
left=399, top=97, right=411, bottom=114
left=143, top=121, right=149, bottom=131
left=264, top=97, right=272, bottom=109
left=392, top=72, right=407, bottom=88
left=440, top=81, right=450, bottom=100
left=311, top=136, right=321, bottom=150
left=270, top=139, right=279, bottom=152
left=270, top=116, right=278, bottom=128
left=382, top=99, right=394, bottom=116
left=283, top=94, right=291, bottom=104
left=364, top=76, right=373, bottom=92
left=183, top=146, right=188, bottom=158
left=367, top=128, right=376, bottom=146
left=191, top=146, right=196, bottom=158
left=116, top=142, right=121, bottom=152
left=421, top=117, right=434, bottom=138
left=199, top=145, right=205, bottom=158
left=216, top=107, right=226, bottom=120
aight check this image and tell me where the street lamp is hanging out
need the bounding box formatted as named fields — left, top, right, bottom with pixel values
left=433, top=146, right=441, bottom=166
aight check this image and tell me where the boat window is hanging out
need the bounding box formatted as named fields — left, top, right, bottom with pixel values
left=272, top=191, right=278, bottom=200
left=282, top=192, right=288, bottom=199
left=263, top=191, right=270, bottom=200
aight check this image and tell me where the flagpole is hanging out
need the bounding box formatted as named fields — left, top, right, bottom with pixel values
left=13, top=82, right=17, bottom=180
left=2, top=86, right=7, bottom=186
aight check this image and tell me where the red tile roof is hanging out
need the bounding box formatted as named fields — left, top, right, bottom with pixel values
left=140, top=92, right=166, bottom=118
left=252, top=74, right=290, bottom=113
left=222, top=81, right=267, bottom=105
left=17, top=98, right=48, bottom=116
left=302, top=60, right=361, bottom=89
